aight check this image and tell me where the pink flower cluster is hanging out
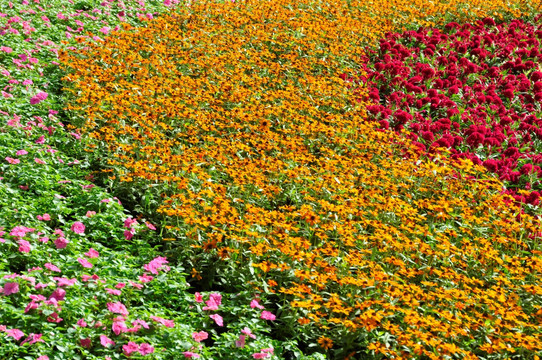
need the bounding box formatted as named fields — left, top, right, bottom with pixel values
left=348, top=15, right=542, bottom=205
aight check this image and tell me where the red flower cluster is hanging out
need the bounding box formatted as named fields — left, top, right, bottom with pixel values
left=351, top=15, right=542, bottom=205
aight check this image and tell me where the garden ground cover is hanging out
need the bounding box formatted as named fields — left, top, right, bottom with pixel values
left=1, top=0, right=542, bottom=359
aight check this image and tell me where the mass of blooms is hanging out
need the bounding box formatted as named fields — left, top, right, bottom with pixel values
left=1, top=0, right=542, bottom=359
left=356, top=16, right=542, bottom=205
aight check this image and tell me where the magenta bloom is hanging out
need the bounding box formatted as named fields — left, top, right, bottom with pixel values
left=123, top=341, right=139, bottom=356
left=143, top=256, right=169, bottom=274
left=84, top=248, right=99, bottom=258
left=150, top=315, right=174, bottom=328
left=260, top=311, right=276, bottom=321
left=71, top=221, right=85, bottom=234
left=44, top=263, right=61, bottom=273
left=54, top=237, right=69, bottom=249
left=250, top=299, right=265, bottom=309
left=235, top=335, right=246, bottom=348
left=203, top=298, right=219, bottom=311
left=195, top=292, right=203, bottom=303
left=30, top=91, right=48, bottom=105
left=77, top=258, right=93, bottom=268
left=18, top=240, right=31, bottom=253
left=252, top=353, right=270, bottom=359
left=139, top=343, right=155, bottom=355
left=80, top=338, right=92, bottom=348
left=9, top=226, right=34, bottom=237
left=183, top=352, right=201, bottom=358
left=49, top=288, right=66, bottom=301
left=5, top=157, right=20, bottom=164
left=3, top=282, right=20, bottom=295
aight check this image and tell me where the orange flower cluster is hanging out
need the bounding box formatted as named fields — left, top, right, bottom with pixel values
left=60, top=0, right=542, bottom=357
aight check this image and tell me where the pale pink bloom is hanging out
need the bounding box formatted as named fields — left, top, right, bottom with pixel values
left=99, top=26, right=110, bottom=34
left=5, top=157, right=19, bottom=164
left=37, top=213, right=50, bottom=220
left=36, top=356, right=49, bottom=360
left=0, top=46, right=12, bottom=53
left=132, top=319, right=149, bottom=329
left=112, top=319, right=128, bottom=335
left=123, top=341, right=139, bottom=356
left=44, top=263, right=61, bottom=272
left=183, top=352, right=200, bottom=358
left=85, top=211, right=96, bottom=217
left=261, top=348, right=274, bottom=353
left=260, top=311, right=276, bottom=321
left=18, top=240, right=31, bottom=253
left=107, top=302, right=129, bottom=316
left=150, top=315, right=174, bottom=328
left=210, top=293, right=222, bottom=306
left=16, top=150, right=28, bottom=156
left=76, top=319, right=87, bottom=327
left=195, top=292, right=203, bottom=303
left=209, top=314, right=223, bottom=326
left=6, top=328, right=24, bottom=340
left=100, top=334, right=115, bottom=347
left=71, top=221, right=85, bottom=234
left=20, top=333, right=44, bottom=345
left=250, top=299, right=265, bottom=309
left=124, top=217, right=138, bottom=228
left=22, top=79, right=32, bottom=85
left=139, top=343, right=154, bottom=355
left=53, top=277, right=76, bottom=287
left=129, top=280, right=143, bottom=289
left=54, top=237, right=69, bottom=249
left=35, top=158, right=46, bottom=165
left=3, top=282, right=19, bottom=295
left=192, top=331, right=208, bottom=342
left=145, top=222, right=156, bottom=230
left=235, top=334, right=246, bottom=348
left=242, top=327, right=256, bottom=339
left=106, top=288, right=121, bottom=295
left=2, top=91, right=13, bottom=98
left=77, top=258, right=93, bottom=268
left=203, top=298, right=219, bottom=311
left=115, top=283, right=126, bottom=289
left=84, top=248, right=99, bottom=258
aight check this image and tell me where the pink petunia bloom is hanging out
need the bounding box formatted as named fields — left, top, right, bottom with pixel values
left=22, top=79, right=32, bottom=85
left=143, top=256, right=169, bottom=274
left=235, top=335, right=246, bottom=348
left=123, top=341, right=139, bottom=356
left=250, top=299, right=265, bottom=309
left=242, top=327, right=256, bottom=339
left=71, top=221, right=85, bottom=234
left=139, top=343, right=155, bottom=355
left=77, top=258, right=93, bottom=269
left=183, top=352, right=200, bottom=358
left=44, top=263, right=61, bottom=272
left=18, top=240, right=31, bottom=253
left=100, top=334, right=115, bottom=347
left=192, top=331, right=209, bottom=342
left=3, top=282, right=19, bottom=295
left=107, top=302, right=129, bottom=316
left=150, top=316, right=174, bottom=328
left=54, top=237, right=69, bottom=249
left=84, top=248, right=99, bottom=258
left=209, top=314, right=223, bottom=327
left=6, top=328, right=24, bottom=340
left=260, top=311, right=276, bottom=321
left=5, top=157, right=20, bottom=164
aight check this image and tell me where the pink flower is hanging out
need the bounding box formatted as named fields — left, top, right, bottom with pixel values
left=20, top=333, right=44, bottom=345
left=123, top=341, right=139, bottom=356
left=107, top=302, right=129, bottom=316
left=129, top=281, right=143, bottom=289
left=77, top=258, right=93, bottom=268
left=192, top=331, right=209, bottom=342
left=235, top=335, right=246, bottom=348
left=6, top=328, right=24, bottom=340
left=112, top=319, right=128, bottom=335
left=53, top=277, right=76, bottom=287
left=30, top=91, right=48, bottom=105
left=242, top=327, right=256, bottom=339
left=260, top=311, right=276, bottom=321
left=203, top=298, right=219, bottom=311
left=71, top=221, right=85, bottom=234
left=35, top=136, right=45, bottom=144
left=76, top=319, right=87, bottom=327
left=143, top=256, right=169, bottom=274
left=85, top=211, right=96, bottom=217
left=80, top=338, right=92, bottom=348
left=99, top=26, right=110, bottom=34
left=37, top=213, right=50, bottom=221
left=0, top=46, right=13, bottom=53
left=150, top=316, right=174, bottom=328
left=106, top=288, right=121, bottom=295
left=9, top=226, right=35, bottom=238
left=124, top=217, right=138, bottom=228
left=44, top=263, right=61, bottom=272
left=100, top=334, right=115, bottom=347
left=124, top=229, right=135, bottom=240
left=145, top=222, right=156, bottom=230
left=3, top=282, right=19, bottom=295
left=139, top=274, right=153, bottom=283
left=16, top=150, right=28, bottom=156
left=54, top=237, right=69, bottom=249
left=209, top=314, right=223, bottom=326
left=132, top=319, right=149, bottom=329
left=252, top=353, right=270, bottom=359
left=183, top=352, right=200, bottom=358
left=22, top=79, right=32, bottom=85
left=18, top=240, right=31, bottom=253
left=37, top=356, right=49, bottom=360
left=250, top=299, right=265, bottom=309
left=139, top=343, right=155, bottom=355
left=5, top=157, right=20, bottom=164
left=195, top=292, right=203, bottom=303
left=84, top=248, right=99, bottom=258
left=49, top=288, right=66, bottom=301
